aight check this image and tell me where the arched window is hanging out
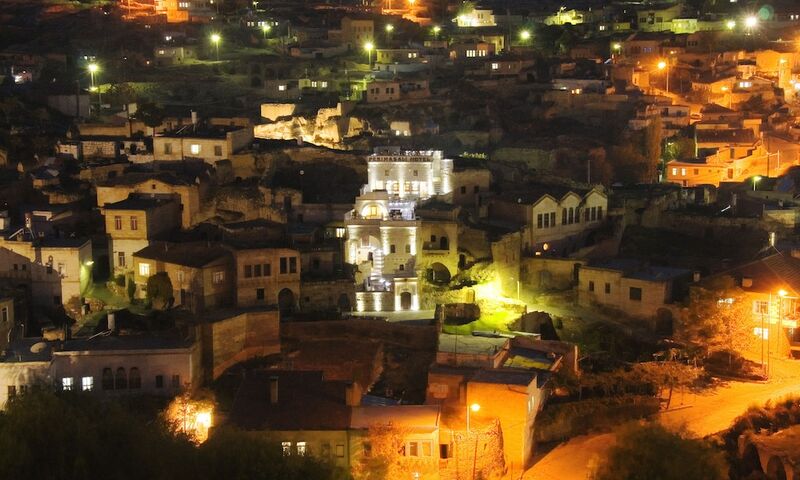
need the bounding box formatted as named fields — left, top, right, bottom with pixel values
left=568, top=207, right=574, bottom=224
left=115, top=367, right=127, bottom=390
left=129, top=368, right=141, bottom=389
left=102, top=368, right=114, bottom=390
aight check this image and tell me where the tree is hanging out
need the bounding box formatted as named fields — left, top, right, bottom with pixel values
left=607, top=144, right=649, bottom=184
left=351, top=423, right=437, bottom=480
left=133, top=102, right=166, bottom=137
left=595, top=422, right=727, bottom=480
left=677, top=276, right=754, bottom=363
left=146, top=272, right=174, bottom=310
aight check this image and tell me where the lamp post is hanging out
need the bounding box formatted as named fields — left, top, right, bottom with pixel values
left=745, top=15, right=758, bottom=35
left=364, top=41, right=374, bottom=68
left=658, top=60, right=669, bottom=94
left=210, top=33, right=221, bottom=61
left=87, top=63, right=100, bottom=111
left=466, top=402, right=480, bottom=431
left=261, top=23, right=271, bottom=40
left=519, top=29, right=531, bottom=45
left=726, top=20, right=736, bottom=30
left=753, top=175, right=762, bottom=191
left=432, top=25, right=441, bottom=40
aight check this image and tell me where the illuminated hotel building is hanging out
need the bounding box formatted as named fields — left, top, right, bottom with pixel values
left=345, top=147, right=453, bottom=312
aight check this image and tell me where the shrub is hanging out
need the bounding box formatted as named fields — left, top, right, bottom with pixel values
left=535, top=396, right=660, bottom=443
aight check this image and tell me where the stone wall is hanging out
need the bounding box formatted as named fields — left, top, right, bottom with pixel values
left=522, top=257, right=584, bottom=291
left=201, top=309, right=280, bottom=381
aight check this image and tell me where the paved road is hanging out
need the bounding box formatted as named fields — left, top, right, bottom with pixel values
left=523, top=364, right=800, bottom=480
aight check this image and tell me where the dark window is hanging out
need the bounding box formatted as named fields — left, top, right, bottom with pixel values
left=129, top=368, right=141, bottom=389
left=604, top=283, right=611, bottom=294
left=256, top=288, right=265, bottom=300
left=102, top=368, right=114, bottom=390
left=244, top=265, right=252, bottom=278
left=171, top=375, right=181, bottom=389
left=597, top=206, right=603, bottom=219
left=550, top=212, right=556, bottom=227
left=430, top=235, right=436, bottom=242
left=537, top=214, right=543, bottom=228
left=460, top=186, right=466, bottom=194
left=405, top=244, right=411, bottom=253
left=289, top=257, right=297, bottom=274
left=474, top=186, right=480, bottom=193
left=7, top=385, right=16, bottom=399
left=390, top=244, right=396, bottom=254
left=280, top=257, right=287, bottom=274
left=254, top=264, right=262, bottom=277
left=264, top=263, right=271, bottom=276
left=114, top=367, right=127, bottom=390
left=214, top=145, right=223, bottom=156
left=589, top=281, right=595, bottom=292
left=155, top=375, right=164, bottom=389
left=562, top=209, right=567, bottom=225
left=629, top=287, right=642, bottom=301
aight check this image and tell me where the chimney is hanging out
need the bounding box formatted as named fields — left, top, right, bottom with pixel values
left=269, top=376, right=279, bottom=404
left=107, top=312, right=116, bottom=332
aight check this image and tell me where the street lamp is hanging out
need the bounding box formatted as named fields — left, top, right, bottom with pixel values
left=87, top=62, right=100, bottom=109
left=210, top=33, right=221, bottom=61
left=364, top=41, right=374, bottom=68
left=745, top=15, right=758, bottom=33
left=753, top=175, right=762, bottom=191
left=385, top=24, right=394, bottom=33
left=466, top=402, right=480, bottom=431
left=519, top=29, right=531, bottom=43
left=432, top=25, right=441, bottom=39
left=726, top=20, right=736, bottom=30
left=657, top=60, right=669, bottom=94
left=261, top=23, right=271, bottom=39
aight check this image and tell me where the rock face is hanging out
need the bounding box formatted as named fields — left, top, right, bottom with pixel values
left=254, top=103, right=368, bottom=149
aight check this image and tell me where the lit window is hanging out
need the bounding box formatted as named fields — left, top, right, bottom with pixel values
left=671, top=167, right=677, bottom=176
left=212, top=271, right=225, bottom=284
left=680, top=168, right=686, bottom=176
left=190, top=144, right=201, bottom=155
left=82, top=376, right=93, bottom=391
left=278, top=84, right=287, bottom=91
left=282, top=442, right=292, bottom=456
left=321, top=81, right=328, bottom=88
left=491, top=63, right=499, bottom=70
left=139, top=263, right=151, bottom=276
left=297, top=442, right=307, bottom=455
left=62, top=377, right=73, bottom=391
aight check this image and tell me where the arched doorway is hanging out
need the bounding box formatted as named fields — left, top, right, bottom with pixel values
left=278, top=288, right=295, bottom=318
left=439, top=236, right=449, bottom=250
left=427, top=262, right=451, bottom=285
left=740, top=444, right=762, bottom=478
left=400, top=292, right=412, bottom=310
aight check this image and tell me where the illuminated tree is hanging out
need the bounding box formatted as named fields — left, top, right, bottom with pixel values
left=595, top=422, right=727, bottom=480
left=677, top=276, right=754, bottom=363
left=133, top=101, right=166, bottom=137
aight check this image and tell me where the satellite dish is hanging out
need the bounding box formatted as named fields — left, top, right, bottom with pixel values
left=30, top=342, right=48, bottom=353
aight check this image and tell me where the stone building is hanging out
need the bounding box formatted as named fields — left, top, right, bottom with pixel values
left=487, top=184, right=608, bottom=256
left=102, top=195, right=181, bottom=277
left=132, top=242, right=234, bottom=313
left=345, top=148, right=454, bottom=312
left=152, top=124, right=254, bottom=165
left=0, top=232, right=92, bottom=307
left=96, top=171, right=209, bottom=229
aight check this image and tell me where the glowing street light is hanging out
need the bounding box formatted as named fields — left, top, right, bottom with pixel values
left=364, top=41, right=374, bottom=67
left=210, top=33, right=221, bottom=61
left=612, top=43, right=621, bottom=51
left=726, top=19, right=736, bottom=30
left=261, top=23, right=271, bottom=39
left=87, top=62, right=99, bottom=89
left=753, top=175, right=762, bottom=191
left=745, top=15, right=758, bottom=33
left=385, top=24, right=394, bottom=32
left=432, top=25, right=441, bottom=39
left=519, top=29, right=531, bottom=42
left=466, top=402, right=480, bottom=431
left=657, top=60, right=670, bottom=93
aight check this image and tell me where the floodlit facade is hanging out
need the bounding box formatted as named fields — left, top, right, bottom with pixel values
left=345, top=148, right=453, bottom=312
